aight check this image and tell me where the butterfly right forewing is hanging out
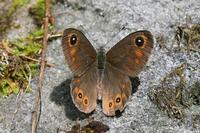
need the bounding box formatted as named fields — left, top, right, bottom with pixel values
left=62, top=28, right=97, bottom=77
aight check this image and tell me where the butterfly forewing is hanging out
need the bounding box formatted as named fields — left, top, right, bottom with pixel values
left=62, top=28, right=97, bottom=76
left=106, top=31, right=153, bottom=77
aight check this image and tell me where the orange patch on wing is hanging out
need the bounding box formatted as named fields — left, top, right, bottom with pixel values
left=73, top=87, right=79, bottom=94
left=70, top=48, right=76, bottom=56
left=72, top=57, right=76, bottom=62
left=135, top=59, right=141, bottom=64
left=75, top=79, right=80, bottom=83
left=135, top=50, right=144, bottom=58
left=73, top=78, right=80, bottom=85
left=69, top=48, right=76, bottom=62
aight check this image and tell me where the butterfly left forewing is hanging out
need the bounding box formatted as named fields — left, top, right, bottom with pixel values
left=106, top=31, right=153, bottom=77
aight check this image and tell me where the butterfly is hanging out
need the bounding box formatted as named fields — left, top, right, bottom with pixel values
left=61, top=28, right=153, bottom=116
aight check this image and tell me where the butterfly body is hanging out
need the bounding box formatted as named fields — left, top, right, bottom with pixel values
left=62, top=28, right=153, bottom=116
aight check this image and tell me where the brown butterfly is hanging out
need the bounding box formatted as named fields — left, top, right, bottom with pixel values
left=62, top=28, right=153, bottom=116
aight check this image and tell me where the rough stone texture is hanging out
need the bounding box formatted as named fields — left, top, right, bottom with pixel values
left=5, top=0, right=37, bottom=40
left=0, top=0, right=200, bottom=133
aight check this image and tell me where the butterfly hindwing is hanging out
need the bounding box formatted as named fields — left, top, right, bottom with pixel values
left=101, top=63, right=132, bottom=116
left=70, top=65, right=98, bottom=113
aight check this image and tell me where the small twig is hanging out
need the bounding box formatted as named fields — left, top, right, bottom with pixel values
left=34, top=33, right=62, bottom=41
left=31, top=0, right=52, bottom=133
left=20, top=54, right=56, bottom=67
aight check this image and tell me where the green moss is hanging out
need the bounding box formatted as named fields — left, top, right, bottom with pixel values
left=11, top=39, right=41, bottom=56
left=28, top=0, right=45, bottom=26
left=0, top=28, right=44, bottom=97
left=29, top=28, right=44, bottom=37
left=8, top=0, right=30, bottom=16
left=0, top=0, right=57, bottom=97
left=0, top=79, right=19, bottom=96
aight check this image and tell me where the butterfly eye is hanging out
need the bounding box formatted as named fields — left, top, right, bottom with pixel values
left=83, top=97, right=89, bottom=105
left=135, top=36, right=144, bottom=47
left=109, top=102, right=113, bottom=108
left=70, top=34, right=77, bottom=45
left=116, top=97, right=121, bottom=103
left=84, top=99, right=88, bottom=104
left=78, top=92, right=83, bottom=99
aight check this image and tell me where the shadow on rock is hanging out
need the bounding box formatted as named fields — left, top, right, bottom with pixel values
left=130, top=77, right=140, bottom=94
left=50, top=79, right=91, bottom=121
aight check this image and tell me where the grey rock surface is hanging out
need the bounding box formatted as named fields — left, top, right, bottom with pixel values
left=0, top=0, right=200, bottom=133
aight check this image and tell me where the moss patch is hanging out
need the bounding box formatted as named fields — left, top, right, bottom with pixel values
left=175, top=24, right=200, bottom=52
left=148, top=63, right=200, bottom=119
left=0, top=29, right=44, bottom=96
left=28, top=0, right=45, bottom=27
